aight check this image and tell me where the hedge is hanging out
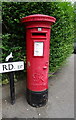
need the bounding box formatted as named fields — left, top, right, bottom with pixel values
left=2, top=2, right=74, bottom=83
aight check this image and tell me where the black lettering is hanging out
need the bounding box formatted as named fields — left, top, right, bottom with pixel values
left=3, top=65, right=8, bottom=71
left=8, top=64, right=14, bottom=70
left=20, top=65, right=23, bottom=68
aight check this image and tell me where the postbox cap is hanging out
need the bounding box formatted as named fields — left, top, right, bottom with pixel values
left=21, top=14, right=56, bottom=23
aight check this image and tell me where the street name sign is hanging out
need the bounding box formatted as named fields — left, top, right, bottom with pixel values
left=0, top=61, right=24, bottom=73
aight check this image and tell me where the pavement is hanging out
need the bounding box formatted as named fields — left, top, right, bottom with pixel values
left=2, top=54, right=74, bottom=119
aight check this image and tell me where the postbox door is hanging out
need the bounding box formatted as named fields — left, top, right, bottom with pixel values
left=26, top=28, right=51, bottom=91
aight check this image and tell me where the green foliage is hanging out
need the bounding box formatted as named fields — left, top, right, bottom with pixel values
left=2, top=2, right=74, bottom=83
left=74, top=2, right=76, bottom=42
left=50, top=2, right=74, bottom=72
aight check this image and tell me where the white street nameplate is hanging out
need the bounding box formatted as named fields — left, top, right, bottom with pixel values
left=0, top=61, right=24, bottom=73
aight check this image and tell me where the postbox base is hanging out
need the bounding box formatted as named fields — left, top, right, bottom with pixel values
left=26, top=89, right=48, bottom=107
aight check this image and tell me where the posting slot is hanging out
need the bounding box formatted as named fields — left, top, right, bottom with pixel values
left=32, top=33, right=46, bottom=38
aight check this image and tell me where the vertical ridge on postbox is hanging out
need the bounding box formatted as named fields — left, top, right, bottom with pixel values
left=21, top=14, right=56, bottom=107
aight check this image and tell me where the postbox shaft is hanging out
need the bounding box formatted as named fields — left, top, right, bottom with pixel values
left=21, top=14, right=56, bottom=107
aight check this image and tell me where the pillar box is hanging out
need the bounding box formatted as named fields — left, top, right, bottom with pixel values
left=21, top=14, right=56, bottom=107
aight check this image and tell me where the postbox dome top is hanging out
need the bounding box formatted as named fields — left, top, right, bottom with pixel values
left=21, top=14, right=56, bottom=23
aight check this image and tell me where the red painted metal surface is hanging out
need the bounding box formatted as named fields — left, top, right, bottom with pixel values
left=21, top=14, right=56, bottom=92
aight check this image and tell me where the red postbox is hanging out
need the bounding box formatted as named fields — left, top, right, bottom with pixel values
left=21, top=14, right=56, bottom=107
